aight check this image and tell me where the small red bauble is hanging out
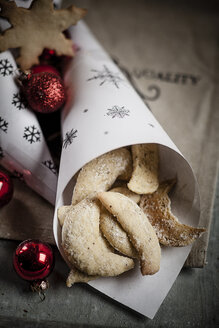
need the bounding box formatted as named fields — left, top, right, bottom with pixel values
left=39, top=48, right=56, bottom=62
left=13, top=239, right=54, bottom=281
left=24, top=71, right=66, bottom=114
left=0, top=171, right=13, bottom=208
left=39, top=48, right=72, bottom=76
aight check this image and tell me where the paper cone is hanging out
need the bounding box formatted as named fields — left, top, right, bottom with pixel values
left=53, top=22, right=200, bottom=319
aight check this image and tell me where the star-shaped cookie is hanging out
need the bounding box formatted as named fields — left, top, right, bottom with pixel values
left=0, top=0, right=87, bottom=70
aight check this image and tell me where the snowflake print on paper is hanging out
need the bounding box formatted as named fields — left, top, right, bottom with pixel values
left=63, top=128, right=78, bottom=149
left=0, top=116, right=9, bottom=133
left=87, top=65, right=123, bottom=88
left=106, top=106, right=130, bottom=119
left=12, top=92, right=27, bottom=110
left=42, top=160, right=57, bottom=175
left=23, top=125, right=41, bottom=144
left=0, top=58, right=13, bottom=76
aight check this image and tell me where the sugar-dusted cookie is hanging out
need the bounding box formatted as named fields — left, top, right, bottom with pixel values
left=62, top=198, right=134, bottom=276
left=66, top=232, right=114, bottom=286
left=72, top=147, right=132, bottom=205
left=100, top=207, right=137, bottom=258
left=0, top=0, right=86, bottom=70
left=110, top=186, right=141, bottom=204
left=140, top=179, right=206, bottom=246
left=66, top=268, right=97, bottom=287
left=57, top=205, right=72, bottom=227
left=98, top=192, right=161, bottom=275
left=100, top=186, right=140, bottom=258
left=58, top=204, right=114, bottom=285
left=128, top=144, right=159, bottom=194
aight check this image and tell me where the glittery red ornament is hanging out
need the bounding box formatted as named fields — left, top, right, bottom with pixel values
left=0, top=171, right=13, bottom=208
left=31, top=64, right=60, bottom=76
left=24, top=72, right=66, bottom=114
left=13, top=239, right=54, bottom=281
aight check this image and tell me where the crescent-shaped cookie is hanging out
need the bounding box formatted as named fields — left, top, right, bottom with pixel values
left=66, top=268, right=97, bottom=287
left=58, top=205, right=97, bottom=285
left=72, top=148, right=132, bottom=205
left=66, top=231, right=114, bottom=286
left=98, top=192, right=161, bottom=275
left=140, top=179, right=206, bottom=246
left=62, top=198, right=134, bottom=276
left=58, top=203, right=115, bottom=285
left=57, top=205, right=71, bottom=227
left=100, top=207, right=137, bottom=258
left=128, top=144, right=159, bottom=194
left=100, top=186, right=140, bottom=258
left=110, top=186, right=141, bottom=204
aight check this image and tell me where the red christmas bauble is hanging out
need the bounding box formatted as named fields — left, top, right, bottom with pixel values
left=31, top=64, right=60, bottom=76
left=0, top=171, right=13, bottom=208
left=13, top=239, right=54, bottom=281
left=40, top=48, right=56, bottom=63
left=39, top=48, right=72, bottom=76
left=24, top=72, right=66, bottom=114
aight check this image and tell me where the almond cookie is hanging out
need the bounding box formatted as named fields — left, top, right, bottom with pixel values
left=62, top=198, right=134, bottom=276
left=99, top=186, right=140, bottom=258
left=58, top=204, right=97, bottom=285
left=98, top=192, right=161, bottom=275
left=66, top=268, right=97, bottom=287
left=100, top=207, right=137, bottom=258
left=66, top=232, right=113, bottom=287
left=140, top=179, right=206, bottom=246
left=110, top=186, right=141, bottom=204
left=128, top=144, right=159, bottom=194
left=72, top=148, right=132, bottom=205
left=59, top=204, right=113, bottom=286
left=58, top=205, right=72, bottom=227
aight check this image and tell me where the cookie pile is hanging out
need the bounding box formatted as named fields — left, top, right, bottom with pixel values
left=58, top=144, right=205, bottom=287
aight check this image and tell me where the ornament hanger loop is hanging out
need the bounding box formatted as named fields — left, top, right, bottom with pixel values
left=30, top=279, right=49, bottom=302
